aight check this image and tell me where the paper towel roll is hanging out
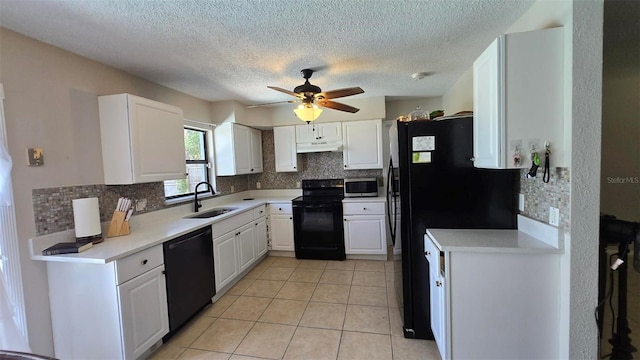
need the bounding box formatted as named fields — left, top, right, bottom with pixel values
left=73, top=197, right=102, bottom=243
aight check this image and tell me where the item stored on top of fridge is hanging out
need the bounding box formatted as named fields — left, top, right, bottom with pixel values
left=408, top=106, right=429, bottom=121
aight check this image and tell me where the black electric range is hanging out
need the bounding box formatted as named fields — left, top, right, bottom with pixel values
left=292, top=179, right=346, bottom=260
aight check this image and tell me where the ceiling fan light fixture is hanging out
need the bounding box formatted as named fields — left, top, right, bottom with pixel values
left=411, top=72, right=430, bottom=81
left=294, top=103, right=323, bottom=123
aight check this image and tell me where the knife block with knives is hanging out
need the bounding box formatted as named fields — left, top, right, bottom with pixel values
left=107, top=197, right=133, bottom=237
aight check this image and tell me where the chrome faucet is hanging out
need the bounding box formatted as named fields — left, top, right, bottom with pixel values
left=194, top=181, right=215, bottom=212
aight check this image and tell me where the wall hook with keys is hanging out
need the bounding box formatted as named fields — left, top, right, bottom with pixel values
left=543, top=143, right=551, bottom=183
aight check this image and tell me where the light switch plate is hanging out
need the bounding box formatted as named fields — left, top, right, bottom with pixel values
left=27, top=148, right=44, bottom=166
left=518, top=194, right=525, bottom=212
left=256, top=182, right=261, bottom=189
left=549, top=207, right=560, bottom=226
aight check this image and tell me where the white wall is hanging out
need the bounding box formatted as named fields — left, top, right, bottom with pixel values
left=0, top=28, right=212, bottom=356
left=384, top=97, right=442, bottom=121
left=568, top=2, right=603, bottom=358
left=441, top=67, right=473, bottom=115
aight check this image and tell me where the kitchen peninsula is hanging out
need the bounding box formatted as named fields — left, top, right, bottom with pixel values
left=425, top=215, right=564, bottom=359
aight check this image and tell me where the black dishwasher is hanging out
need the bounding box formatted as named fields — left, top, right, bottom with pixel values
left=163, top=226, right=215, bottom=341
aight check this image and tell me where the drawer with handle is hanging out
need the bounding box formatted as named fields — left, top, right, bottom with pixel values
left=253, top=205, right=266, bottom=219
left=115, top=244, right=164, bottom=284
left=343, top=202, right=385, bottom=215
left=270, top=203, right=292, bottom=215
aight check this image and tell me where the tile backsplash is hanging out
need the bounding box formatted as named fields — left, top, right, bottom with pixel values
left=32, top=130, right=383, bottom=236
left=33, top=182, right=164, bottom=235
left=247, top=130, right=383, bottom=189
left=519, top=167, right=570, bottom=229
left=33, top=129, right=566, bottom=236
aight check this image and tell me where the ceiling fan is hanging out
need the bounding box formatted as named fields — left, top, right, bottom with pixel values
left=248, top=69, right=364, bottom=122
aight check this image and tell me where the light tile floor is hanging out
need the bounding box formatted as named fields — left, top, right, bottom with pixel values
left=150, top=256, right=439, bottom=360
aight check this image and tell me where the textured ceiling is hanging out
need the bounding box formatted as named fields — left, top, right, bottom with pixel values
left=0, top=0, right=534, bottom=105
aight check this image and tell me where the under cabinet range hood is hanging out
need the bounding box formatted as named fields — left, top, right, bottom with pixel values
left=296, top=140, right=343, bottom=153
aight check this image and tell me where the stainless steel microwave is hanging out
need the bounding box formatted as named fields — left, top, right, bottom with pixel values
left=344, top=178, right=378, bottom=198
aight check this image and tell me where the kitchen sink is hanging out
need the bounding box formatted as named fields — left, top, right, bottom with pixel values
left=185, top=207, right=238, bottom=219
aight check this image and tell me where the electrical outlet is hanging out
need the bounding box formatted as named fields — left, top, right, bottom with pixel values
left=256, top=182, right=261, bottom=189
left=549, top=206, right=560, bottom=226
left=230, top=185, right=235, bottom=193
left=135, top=198, right=147, bottom=211
left=296, top=181, right=301, bottom=188
left=518, top=194, right=525, bottom=212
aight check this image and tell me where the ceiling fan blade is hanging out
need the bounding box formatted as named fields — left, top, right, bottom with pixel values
left=267, top=86, right=303, bottom=98
left=317, top=100, right=360, bottom=113
left=246, top=100, right=296, bottom=108
left=316, top=87, right=364, bottom=100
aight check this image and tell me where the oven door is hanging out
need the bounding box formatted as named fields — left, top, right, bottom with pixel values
left=292, top=202, right=345, bottom=260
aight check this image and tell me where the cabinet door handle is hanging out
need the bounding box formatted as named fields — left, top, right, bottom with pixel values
left=289, top=217, right=292, bottom=220
left=141, top=259, right=148, bottom=265
left=293, top=166, right=296, bottom=169
left=251, top=168, right=254, bottom=172
left=470, top=157, right=476, bottom=161
left=344, top=165, right=347, bottom=168
left=363, top=207, right=367, bottom=210
left=279, top=207, right=282, bottom=211
left=425, top=251, right=431, bottom=256
left=436, top=280, right=442, bottom=287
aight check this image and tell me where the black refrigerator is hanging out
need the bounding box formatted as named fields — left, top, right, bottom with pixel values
left=391, top=116, right=518, bottom=339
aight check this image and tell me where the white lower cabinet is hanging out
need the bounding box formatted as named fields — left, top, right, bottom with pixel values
left=255, top=217, right=268, bottom=257
left=269, top=203, right=294, bottom=251
left=343, top=201, right=386, bottom=255
left=270, top=215, right=294, bottom=251
left=424, top=233, right=560, bottom=359
left=213, top=231, right=239, bottom=291
left=118, top=265, right=169, bottom=359
left=212, top=206, right=268, bottom=291
left=237, top=223, right=256, bottom=272
left=428, top=266, right=446, bottom=359
left=46, top=245, right=168, bottom=360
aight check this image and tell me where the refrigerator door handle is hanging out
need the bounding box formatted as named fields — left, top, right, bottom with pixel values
left=386, top=157, right=397, bottom=246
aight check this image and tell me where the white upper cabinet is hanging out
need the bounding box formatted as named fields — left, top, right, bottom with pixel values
left=273, top=126, right=298, bottom=172
left=473, top=27, right=565, bottom=169
left=250, top=126, right=263, bottom=173
left=99, top=94, right=186, bottom=184
left=296, top=122, right=342, bottom=143
left=214, top=122, right=263, bottom=175
left=342, top=119, right=383, bottom=170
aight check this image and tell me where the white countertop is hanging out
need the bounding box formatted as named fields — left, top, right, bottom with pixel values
left=426, top=229, right=561, bottom=254
left=426, top=216, right=564, bottom=254
left=30, top=192, right=297, bottom=264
